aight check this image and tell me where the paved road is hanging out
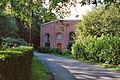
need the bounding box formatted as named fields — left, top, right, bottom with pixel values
left=34, top=52, right=120, bottom=80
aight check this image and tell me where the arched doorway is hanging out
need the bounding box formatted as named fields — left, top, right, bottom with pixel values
left=57, top=43, right=62, bottom=48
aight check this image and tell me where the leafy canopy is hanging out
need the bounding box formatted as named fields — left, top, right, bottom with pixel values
left=76, top=3, right=120, bottom=37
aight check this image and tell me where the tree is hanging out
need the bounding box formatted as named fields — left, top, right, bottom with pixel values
left=76, top=4, right=120, bottom=37
left=0, top=12, right=18, bottom=37
left=0, top=0, right=56, bottom=46
left=72, top=3, right=120, bottom=65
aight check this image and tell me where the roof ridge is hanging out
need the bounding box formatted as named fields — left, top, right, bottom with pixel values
left=41, top=19, right=80, bottom=26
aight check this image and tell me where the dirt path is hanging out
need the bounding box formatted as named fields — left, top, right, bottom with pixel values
left=34, top=52, right=120, bottom=80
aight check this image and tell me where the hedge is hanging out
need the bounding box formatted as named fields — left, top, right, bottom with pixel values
left=0, top=46, right=33, bottom=80
left=38, top=46, right=62, bottom=54
left=72, top=35, right=120, bottom=65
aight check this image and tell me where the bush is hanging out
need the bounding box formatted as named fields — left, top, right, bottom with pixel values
left=49, top=48, right=62, bottom=54
left=38, top=47, right=62, bottom=54
left=73, top=3, right=120, bottom=65
left=71, top=41, right=85, bottom=59
left=38, top=46, right=50, bottom=53
left=72, top=35, right=120, bottom=65
left=67, top=43, right=73, bottom=50
left=63, top=49, right=71, bottom=54
left=0, top=46, right=33, bottom=59
left=1, top=37, right=28, bottom=50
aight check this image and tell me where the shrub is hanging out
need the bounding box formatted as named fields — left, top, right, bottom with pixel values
left=74, top=3, right=120, bottom=65
left=67, top=43, right=73, bottom=50
left=71, top=41, right=85, bottom=59
left=38, top=46, right=50, bottom=53
left=38, top=46, right=62, bottom=54
left=49, top=48, right=62, bottom=54
left=0, top=46, right=33, bottom=59
left=1, top=37, right=28, bottom=50
left=63, top=49, right=71, bottom=54
left=72, top=35, right=120, bottom=65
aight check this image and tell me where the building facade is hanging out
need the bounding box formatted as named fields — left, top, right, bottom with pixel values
left=40, top=19, right=79, bottom=49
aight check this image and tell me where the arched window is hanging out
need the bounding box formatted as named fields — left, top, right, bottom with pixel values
left=68, top=32, right=75, bottom=50
left=56, top=33, right=62, bottom=41
left=44, top=33, right=50, bottom=47
left=69, top=32, right=75, bottom=42
left=45, top=34, right=50, bottom=42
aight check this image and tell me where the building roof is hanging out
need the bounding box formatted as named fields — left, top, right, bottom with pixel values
left=41, top=19, right=80, bottom=26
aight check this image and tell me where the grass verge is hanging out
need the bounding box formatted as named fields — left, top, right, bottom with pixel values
left=31, top=56, right=48, bottom=80
left=51, top=53, right=73, bottom=59
left=98, top=63, right=120, bottom=72
left=51, top=53, right=120, bottom=72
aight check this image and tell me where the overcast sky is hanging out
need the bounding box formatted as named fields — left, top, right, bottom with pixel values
left=43, top=0, right=93, bottom=20
left=65, top=4, right=93, bottom=19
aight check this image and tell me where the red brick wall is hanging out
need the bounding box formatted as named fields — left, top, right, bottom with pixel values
left=40, top=20, right=79, bottom=49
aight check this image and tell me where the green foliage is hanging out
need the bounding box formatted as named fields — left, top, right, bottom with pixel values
left=32, top=8, right=56, bottom=36
left=67, top=43, right=73, bottom=50
left=0, top=14, right=18, bottom=31
left=1, top=37, right=28, bottom=50
left=74, top=3, right=120, bottom=66
left=0, top=46, right=33, bottom=59
left=38, top=46, right=51, bottom=53
left=102, top=64, right=120, bottom=71
left=71, top=41, right=85, bottom=59
left=64, top=49, right=71, bottom=54
left=7, top=46, right=33, bottom=53
left=76, top=4, right=120, bottom=37
left=1, top=0, right=57, bottom=46
left=49, top=48, right=62, bottom=54
left=38, top=47, right=62, bottom=54
left=0, top=13, right=18, bottom=37
left=72, top=35, right=120, bottom=65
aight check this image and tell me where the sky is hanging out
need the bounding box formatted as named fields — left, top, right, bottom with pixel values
left=43, top=0, right=93, bottom=20
left=65, top=4, right=93, bottom=19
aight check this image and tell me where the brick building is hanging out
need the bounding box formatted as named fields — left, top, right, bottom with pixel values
left=40, top=19, right=79, bottom=49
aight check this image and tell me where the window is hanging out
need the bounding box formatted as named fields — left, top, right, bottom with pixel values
left=44, top=34, right=50, bottom=47
left=69, top=32, right=75, bottom=42
left=45, top=34, right=50, bottom=42
left=68, top=32, right=75, bottom=50
left=56, top=33, right=62, bottom=41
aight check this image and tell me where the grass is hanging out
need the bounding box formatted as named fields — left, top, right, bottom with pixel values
left=51, top=53, right=120, bottom=72
left=31, top=56, right=48, bottom=80
left=98, top=63, right=120, bottom=72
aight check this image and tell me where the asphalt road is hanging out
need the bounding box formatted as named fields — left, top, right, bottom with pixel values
left=34, top=52, right=120, bottom=80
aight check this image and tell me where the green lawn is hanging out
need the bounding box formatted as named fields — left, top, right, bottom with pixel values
left=31, top=57, right=48, bottom=80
